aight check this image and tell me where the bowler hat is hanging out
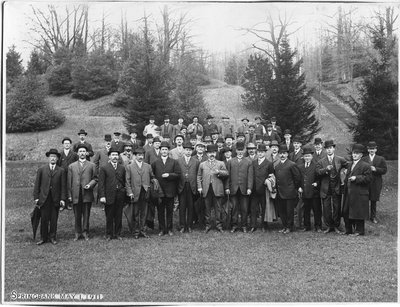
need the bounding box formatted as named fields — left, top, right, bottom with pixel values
left=61, top=137, right=72, bottom=144
left=270, top=140, right=280, bottom=147
left=257, top=144, right=268, bottom=151
left=108, top=147, right=120, bottom=155
left=292, top=136, right=302, bottom=144
left=352, top=143, right=364, bottom=153
left=324, top=140, right=336, bottom=148
left=283, top=129, right=291, bottom=135
left=146, top=133, right=154, bottom=139
left=217, top=137, right=224, bottom=143
left=236, top=142, right=245, bottom=151
left=133, top=147, right=145, bottom=154
left=129, top=128, right=138, bottom=134
left=279, top=144, right=289, bottom=153
left=266, top=123, right=273, bottom=128
left=255, top=116, right=262, bottom=120
left=302, top=146, right=314, bottom=155
left=241, top=117, right=249, bottom=122
left=160, top=141, right=170, bottom=149
left=183, top=141, right=193, bottom=149
left=314, top=137, right=323, bottom=145
left=249, top=123, right=255, bottom=128
left=206, top=115, right=214, bottom=120
left=211, top=130, right=219, bottom=135
left=104, top=134, right=112, bottom=142
left=237, top=132, right=245, bottom=138
left=221, top=146, right=232, bottom=153
left=45, top=148, right=61, bottom=158
left=367, top=141, right=377, bottom=149
left=153, top=137, right=161, bottom=143
left=77, top=129, right=88, bottom=135
left=180, top=125, right=187, bottom=131
left=225, top=134, right=234, bottom=140
left=114, top=132, right=121, bottom=136
left=206, top=144, right=218, bottom=152
left=222, top=116, right=230, bottom=119
left=76, top=143, right=88, bottom=151
left=192, top=115, right=199, bottom=120
left=164, top=115, right=170, bottom=120
left=247, top=143, right=257, bottom=149
left=174, top=134, right=184, bottom=142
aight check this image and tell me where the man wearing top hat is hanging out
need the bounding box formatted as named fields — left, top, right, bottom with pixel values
left=254, top=116, right=266, bottom=136
left=226, top=142, right=254, bottom=233
left=33, top=149, right=66, bottom=245
left=203, top=115, right=219, bottom=137
left=126, top=147, right=154, bottom=239
left=143, top=115, right=158, bottom=138
left=151, top=141, right=181, bottom=236
left=111, top=132, right=125, bottom=153
left=68, top=144, right=98, bottom=241
left=313, top=137, right=327, bottom=162
left=145, top=137, right=162, bottom=165
left=265, top=123, right=281, bottom=143
left=316, top=139, right=348, bottom=234
left=270, top=116, right=282, bottom=136
left=342, top=144, right=372, bottom=235
left=249, top=144, right=275, bottom=232
left=187, top=115, right=203, bottom=137
left=281, top=129, right=294, bottom=153
left=73, top=129, right=94, bottom=160
left=98, top=147, right=126, bottom=240
left=361, top=141, right=387, bottom=224
left=275, top=144, right=302, bottom=234
left=160, top=115, right=174, bottom=140
left=237, top=117, right=250, bottom=136
left=177, top=141, right=200, bottom=233
left=219, top=116, right=234, bottom=138
left=169, top=134, right=185, bottom=160
left=297, top=145, right=322, bottom=232
left=93, top=134, right=113, bottom=173
left=197, top=144, right=229, bottom=233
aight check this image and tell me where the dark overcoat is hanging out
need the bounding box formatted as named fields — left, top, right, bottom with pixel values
left=152, top=157, right=181, bottom=198
left=297, top=160, right=319, bottom=199
left=361, top=154, right=387, bottom=201
left=177, top=156, right=200, bottom=194
left=98, top=162, right=126, bottom=205
left=275, top=159, right=301, bottom=199
left=33, top=165, right=66, bottom=206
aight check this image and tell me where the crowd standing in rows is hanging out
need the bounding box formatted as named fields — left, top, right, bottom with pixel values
left=33, top=115, right=388, bottom=245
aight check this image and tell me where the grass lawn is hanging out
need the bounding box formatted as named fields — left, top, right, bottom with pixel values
left=3, top=161, right=398, bottom=303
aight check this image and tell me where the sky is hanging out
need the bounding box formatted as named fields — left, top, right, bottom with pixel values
left=3, top=1, right=400, bottom=66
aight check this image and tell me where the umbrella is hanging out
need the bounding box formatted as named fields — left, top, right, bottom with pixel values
left=30, top=206, right=41, bottom=240
left=123, top=201, right=135, bottom=233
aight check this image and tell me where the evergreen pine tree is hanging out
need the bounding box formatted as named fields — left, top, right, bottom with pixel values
left=26, top=49, right=48, bottom=76
left=6, top=45, right=24, bottom=86
left=46, top=47, right=73, bottom=96
left=224, top=56, right=246, bottom=85
left=351, top=20, right=398, bottom=159
left=262, top=35, right=320, bottom=142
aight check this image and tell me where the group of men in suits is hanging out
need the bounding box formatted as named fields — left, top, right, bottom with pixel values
left=33, top=117, right=387, bottom=244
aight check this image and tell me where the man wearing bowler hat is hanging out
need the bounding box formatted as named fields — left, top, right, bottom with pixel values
left=297, top=145, right=323, bottom=232
left=73, top=129, right=94, bottom=160
left=343, top=144, right=372, bottom=235
left=160, top=115, right=174, bottom=140
left=275, top=144, right=301, bottom=234
left=316, top=140, right=348, bottom=234
left=282, top=129, right=294, bottom=153
left=98, top=147, right=126, bottom=240
left=197, top=144, right=229, bottom=233
left=33, top=149, right=66, bottom=245
left=68, top=144, right=98, bottom=241
left=361, top=141, right=387, bottom=223
left=111, top=132, right=125, bottom=153
left=267, top=140, right=280, bottom=168
left=151, top=141, right=181, bottom=236
left=170, top=134, right=186, bottom=160
left=145, top=137, right=162, bottom=165
left=313, top=137, right=327, bottom=162
left=126, top=147, right=154, bottom=239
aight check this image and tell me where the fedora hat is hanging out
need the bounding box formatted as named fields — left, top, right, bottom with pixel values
left=160, top=141, right=170, bottom=149
left=206, top=144, right=218, bottom=152
left=292, top=136, right=302, bottom=144
left=352, top=143, right=364, bottom=153
left=76, top=143, right=88, bottom=151
left=108, top=146, right=120, bottom=155
left=270, top=140, right=279, bottom=147
left=324, top=140, right=336, bottom=148
left=183, top=141, right=193, bottom=149
left=279, top=144, right=289, bottom=153
left=314, top=137, right=323, bottom=145
left=302, top=145, right=314, bottom=155
left=61, top=137, right=72, bottom=144
left=153, top=137, right=161, bottom=143
left=367, top=141, right=377, bottom=149
left=45, top=148, right=61, bottom=158
left=77, top=129, right=88, bottom=135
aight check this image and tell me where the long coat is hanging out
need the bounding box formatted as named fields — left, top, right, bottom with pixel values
left=226, top=157, right=254, bottom=195
left=297, top=160, right=319, bottom=199
left=343, top=160, right=372, bottom=220
left=266, top=152, right=280, bottom=168
left=289, top=149, right=304, bottom=165
left=57, top=150, right=78, bottom=172
left=126, top=161, right=154, bottom=203
left=152, top=157, right=181, bottom=198
left=177, top=156, right=200, bottom=194
left=33, top=164, right=66, bottom=206
left=197, top=159, right=229, bottom=197
left=93, top=149, right=110, bottom=172
left=316, top=155, right=348, bottom=198
left=313, top=149, right=327, bottom=163
left=98, top=162, right=126, bottom=205
left=251, top=158, right=275, bottom=195
left=145, top=147, right=161, bottom=165
left=275, top=159, right=301, bottom=199
left=67, top=160, right=98, bottom=204
left=361, top=154, right=387, bottom=201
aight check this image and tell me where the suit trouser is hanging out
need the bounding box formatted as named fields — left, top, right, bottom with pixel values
left=73, top=188, right=92, bottom=235
left=146, top=198, right=157, bottom=229
left=277, top=196, right=296, bottom=230
left=295, top=198, right=304, bottom=227
left=40, top=194, right=59, bottom=241
left=344, top=215, right=366, bottom=235
left=231, top=190, right=249, bottom=228
left=157, top=197, right=174, bottom=233
left=250, top=193, right=266, bottom=228
left=303, top=197, right=322, bottom=229
left=104, top=191, right=125, bottom=237
left=370, top=201, right=377, bottom=219
left=179, top=183, right=194, bottom=230
left=322, top=193, right=341, bottom=229
left=193, top=193, right=205, bottom=227
left=134, top=188, right=148, bottom=236
left=204, top=185, right=223, bottom=229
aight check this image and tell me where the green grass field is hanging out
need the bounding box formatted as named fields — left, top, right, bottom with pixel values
left=4, top=161, right=398, bottom=302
